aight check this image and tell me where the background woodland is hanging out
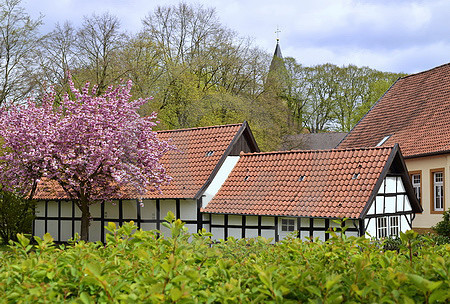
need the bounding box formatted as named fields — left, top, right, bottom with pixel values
left=0, top=0, right=406, bottom=151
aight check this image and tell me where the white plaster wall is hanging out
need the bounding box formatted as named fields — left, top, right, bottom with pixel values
left=61, top=201, right=72, bottom=217
left=300, top=218, right=309, bottom=227
left=300, top=231, right=310, bottom=240
left=313, top=231, right=325, bottom=242
left=35, top=201, right=45, bottom=217
left=397, top=178, right=406, bottom=192
left=47, top=220, right=58, bottom=239
left=185, top=223, right=198, bottom=235
left=385, top=176, right=397, bottom=193
left=122, top=200, right=137, bottom=219
left=404, top=196, right=412, bottom=212
left=314, top=219, right=325, bottom=227
left=202, top=223, right=210, bottom=233
left=160, top=224, right=171, bottom=237
left=228, top=228, right=241, bottom=239
left=261, top=217, right=274, bottom=226
left=90, top=203, right=101, bottom=218
left=228, top=215, right=242, bottom=225
left=74, top=205, right=81, bottom=217
left=34, top=220, right=45, bottom=238
left=379, top=180, right=385, bottom=193
left=245, top=229, right=258, bottom=238
left=74, top=221, right=81, bottom=236
left=104, top=201, right=119, bottom=219
left=375, top=196, right=383, bottom=214
left=261, top=229, right=275, bottom=242
left=211, top=227, right=224, bottom=240
left=367, top=201, right=375, bottom=215
left=60, top=221, right=73, bottom=241
left=202, top=156, right=240, bottom=208
left=330, top=220, right=341, bottom=228
left=385, top=196, right=396, bottom=213
left=180, top=199, right=197, bottom=220
left=140, top=223, right=157, bottom=231
left=89, top=221, right=101, bottom=242
left=401, top=215, right=411, bottom=231
left=246, top=216, right=258, bottom=226
left=160, top=199, right=176, bottom=220
left=47, top=201, right=58, bottom=217
left=211, top=214, right=224, bottom=225
left=141, top=200, right=156, bottom=220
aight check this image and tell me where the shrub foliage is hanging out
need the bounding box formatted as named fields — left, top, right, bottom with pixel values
left=433, top=208, right=450, bottom=238
left=0, top=213, right=449, bottom=303
left=0, top=190, right=34, bottom=244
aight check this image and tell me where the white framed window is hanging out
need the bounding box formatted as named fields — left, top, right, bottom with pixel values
left=411, top=173, right=421, bottom=203
left=377, top=217, right=388, bottom=238
left=433, top=171, right=444, bottom=211
left=377, top=216, right=401, bottom=238
left=281, top=218, right=295, bottom=232
left=389, top=216, right=399, bottom=236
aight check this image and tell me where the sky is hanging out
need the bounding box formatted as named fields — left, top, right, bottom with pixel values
left=23, top=0, right=450, bottom=74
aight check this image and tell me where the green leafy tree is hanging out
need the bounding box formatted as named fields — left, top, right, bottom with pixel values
left=0, top=190, right=34, bottom=243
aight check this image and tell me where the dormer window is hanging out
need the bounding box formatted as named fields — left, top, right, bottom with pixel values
left=376, top=135, right=391, bottom=147
left=205, top=151, right=214, bottom=156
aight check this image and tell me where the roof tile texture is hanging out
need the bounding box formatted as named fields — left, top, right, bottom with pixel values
left=34, top=123, right=242, bottom=200
left=202, top=147, right=393, bottom=219
left=339, top=63, right=450, bottom=157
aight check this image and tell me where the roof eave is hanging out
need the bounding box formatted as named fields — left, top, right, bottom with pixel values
left=193, top=121, right=259, bottom=200
left=404, top=149, right=450, bottom=159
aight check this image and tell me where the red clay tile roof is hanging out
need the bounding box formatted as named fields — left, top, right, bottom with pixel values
left=202, top=147, right=394, bottom=219
left=33, top=123, right=244, bottom=200
left=338, top=63, right=450, bottom=158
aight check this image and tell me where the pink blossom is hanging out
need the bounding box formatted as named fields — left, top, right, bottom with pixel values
left=0, top=75, right=174, bottom=202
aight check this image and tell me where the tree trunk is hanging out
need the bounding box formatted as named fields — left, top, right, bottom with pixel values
left=80, top=200, right=91, bottom=241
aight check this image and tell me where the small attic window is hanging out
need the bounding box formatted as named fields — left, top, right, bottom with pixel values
left=205, top=151, right=214, bottom=156
left=376, top=135, right=391, bottom=147
left=298, top=175, right=305, bottom=181
left=244, top=176, right=249, bottom=181
left=352, top=173, right=360, bottom=180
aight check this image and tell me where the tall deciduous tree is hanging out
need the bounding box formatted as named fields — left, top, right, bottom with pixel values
left=76, top=13, right=126, bottom=94
left=0, top=76, right=173, bottom=241
left=36, top=21, right=78, bottom=98
left=0, top=0, right=42, bottom=106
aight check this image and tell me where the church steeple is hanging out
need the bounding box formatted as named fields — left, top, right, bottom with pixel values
left=273, top=41, right=283, bottom=58
left=273, top=28, right=283, bottom=59
left=266, top=32, right=288, bottom=92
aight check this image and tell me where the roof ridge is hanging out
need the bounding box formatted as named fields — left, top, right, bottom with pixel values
left=399, top=62, right=450, bottom=80
left=157, top=123, right=243, bottom=133
left=240, top=146, right=394, bottom=157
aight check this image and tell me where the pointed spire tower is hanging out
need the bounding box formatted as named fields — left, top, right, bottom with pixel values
left=271, top=34, right=283, bottom=66
left=265, top=29, right=288, bottom=93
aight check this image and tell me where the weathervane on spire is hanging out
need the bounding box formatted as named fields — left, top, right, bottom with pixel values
left=275, top=26, right=281, bottom=42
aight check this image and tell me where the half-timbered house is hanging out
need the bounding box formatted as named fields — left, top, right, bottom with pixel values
left=202, top=145, right=422, bottom=241
left=338, top=63, right=450, bottom=232
left=32, top=122, right=259, bottom=242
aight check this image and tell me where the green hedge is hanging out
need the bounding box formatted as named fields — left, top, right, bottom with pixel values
left=0, top=213, right=449, bottom=303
